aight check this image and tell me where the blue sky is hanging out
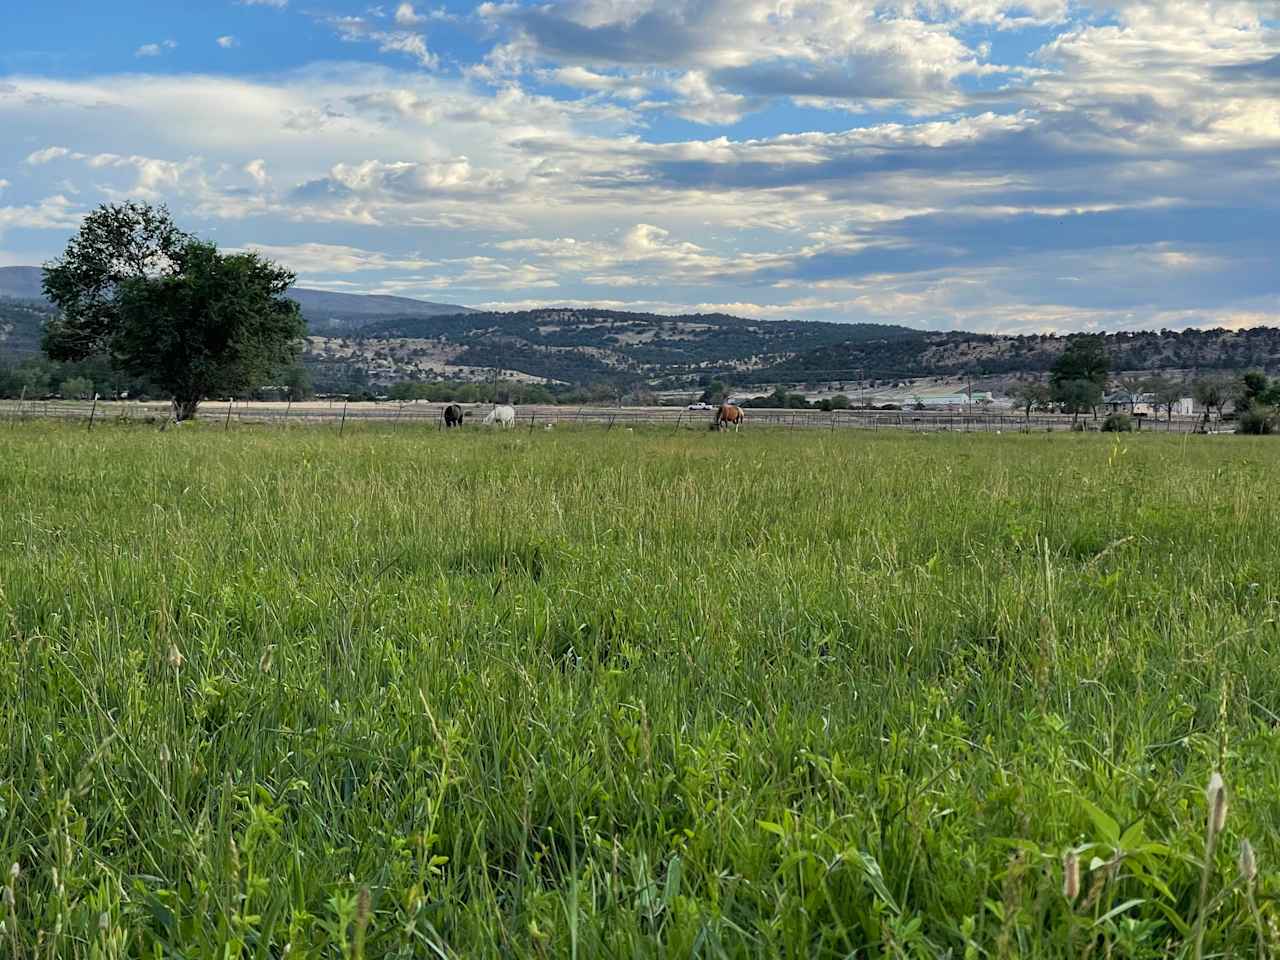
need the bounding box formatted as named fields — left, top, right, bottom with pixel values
left=1, top=0, right=1278, bottom=332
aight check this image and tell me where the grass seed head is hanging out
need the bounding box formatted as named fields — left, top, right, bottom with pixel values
left=98, top=912, right=109, bottom=933
left=1062, top=850, right=1080, bottom=901
left=8, top=862, right=17, bottom=881
left=356, top=885, right=371, bottom=927
left=1207, top=771, right=1228, bottom=835
left=1240, top=838, right=1257, bottom=883
left=2, top=886, right=13, bottom=908
left=167, top=643, right=184, bottom=670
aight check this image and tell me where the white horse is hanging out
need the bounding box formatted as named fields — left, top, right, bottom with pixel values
left=483, top=404, right=517, bottom=428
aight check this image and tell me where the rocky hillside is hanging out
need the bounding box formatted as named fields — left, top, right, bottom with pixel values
left=308, top=309, right=897, bottom=385
left=4, top=259, right=1279, bottom=385
left=0, top=299, right=57, bottom=356
left=765, top=327, right=1280, bottom=382
left=0, top=265, right=472, bottom=356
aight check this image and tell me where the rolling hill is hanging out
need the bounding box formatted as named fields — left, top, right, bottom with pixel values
left=5, top=264, right=1280, bottom=387
left=308, top=309, right=901, bottom=386
left=763, top=326, right=1280, bottom=383
left=0, top=266, right=474, bottom=357
left=0, top=266, right=45, bottom=301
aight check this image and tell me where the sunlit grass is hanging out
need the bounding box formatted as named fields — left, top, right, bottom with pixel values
left=2, top=421, right=1278, bottom=958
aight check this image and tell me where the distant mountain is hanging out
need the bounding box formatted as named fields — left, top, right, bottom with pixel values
left=6, top=261, right=1279, bottom=385
left=288, top=288, right=476, bottom=332
left=0, top=266, right=45, bottom=301
left=0, top=266, right=474, bottom=353
left=765, top=326, right=1280, bottom=382
left=315, top=308, right=1280, bottom=388
left=0, top=298, right=55, bottom=356
left=305, top=308, right=918, bottom=386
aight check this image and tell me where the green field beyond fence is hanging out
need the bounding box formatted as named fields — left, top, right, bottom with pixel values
left=2, top=423, right=1278, bottom=958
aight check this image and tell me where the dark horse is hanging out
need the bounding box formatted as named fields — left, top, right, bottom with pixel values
left=443, top=404, right=463, bottom=428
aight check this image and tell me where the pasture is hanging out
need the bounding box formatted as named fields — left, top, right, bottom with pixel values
left=1, top=422, right=1278, bottom=958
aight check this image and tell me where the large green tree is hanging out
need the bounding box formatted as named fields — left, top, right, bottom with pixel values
left=1008, top=380, right=1051, bottom=421
left=1056, top=379, right=1103, bottom=424
left=1050, top=334, right=1110, bottom=389
left=1050, top=334, right=1109, bottom=422
left=1142, top=374, right=1186, bottom=422
left=43, top=203, right=303, bottom=420
left=1192, top=376, right=1231, bottom=423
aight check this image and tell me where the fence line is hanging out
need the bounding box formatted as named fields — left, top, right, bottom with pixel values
left=0, top=398, right=1214, bottom=435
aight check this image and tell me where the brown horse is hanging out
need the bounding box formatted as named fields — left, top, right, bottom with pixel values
left=715, top=403, right=744, bottom=432
left=443, top=403, right=463, bottom=428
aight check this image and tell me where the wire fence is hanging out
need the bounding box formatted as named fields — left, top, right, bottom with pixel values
left=0, top=397, right=1219, bottom=434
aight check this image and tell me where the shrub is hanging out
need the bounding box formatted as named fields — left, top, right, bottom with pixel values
left=1102, top=413, right=1134, bottom=432
left=60, top=376, right=94, bottom=400
left=1236, top=408, right=1277, bottom=435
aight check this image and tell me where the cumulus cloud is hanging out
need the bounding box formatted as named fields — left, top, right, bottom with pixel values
left=0, top=195, right=81, bottom=234
left=394, top=3, right=426, bottom=25
left=238, top=0, right=287, bottom=7
left=244, top=158, right=269, bottom=187
left=217, top=36, right=239, bottom=49
left=541, top=66, right=649, bottom=100
left=481, top=0, right=1004, bottom=118
left=232, top=242, right=439, bottom=273
left=325, top=15, right=438, bottom=68
left=135, top=40, right=177, bottom=58
left=1, top=1, right=1277, bottom=333
left=26, top=146, right=73, bottom=165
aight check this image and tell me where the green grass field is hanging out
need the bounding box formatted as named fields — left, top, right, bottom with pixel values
left=2, top=422, right=1279, bottom=958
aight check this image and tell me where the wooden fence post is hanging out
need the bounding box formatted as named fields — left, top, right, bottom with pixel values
left=224, top=398, right=233, bottom=431
left=339, top=398, right=349, bottom=436
left=87, top=394, right=99, bottom=431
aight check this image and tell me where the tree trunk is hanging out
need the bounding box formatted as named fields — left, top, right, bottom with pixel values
left=173, top=397, right=201, bottom=422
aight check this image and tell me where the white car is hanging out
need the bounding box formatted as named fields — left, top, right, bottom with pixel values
left=687, top=401, right=714, bottom=410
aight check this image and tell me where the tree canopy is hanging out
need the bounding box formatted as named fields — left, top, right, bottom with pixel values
left=1048, top=335, right=1109, bottom=421
left=42, top=203, right=303, bottom=420
left=1050, top=334, right=1110, bottom=389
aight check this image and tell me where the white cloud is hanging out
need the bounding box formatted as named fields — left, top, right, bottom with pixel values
left=135, top=40, right=177, bottom=58
left=238, top=0, right=287, bottom=6
left=542, top=66, right=649, bottom=99
left=326, top=16, right=438, bottom=68
left=217, top=36, right=240, bottom=49
left=1, top=2, right=1277, bottom=337
left=244, top=158, right=269, bottom=187
left=26, top=146, right=74, bottom=165
left=0, top=195, right=81, bottom=234
left=394, top=3, right=426, bottom=25
left=483, top=0, right=1004, bottom=117
left=232, top=242, right=439, bottom=273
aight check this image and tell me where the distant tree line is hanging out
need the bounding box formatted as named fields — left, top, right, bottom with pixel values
left=381, top=379, right=661, bottom=406
left=0, top=354, right=312, bottom=403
